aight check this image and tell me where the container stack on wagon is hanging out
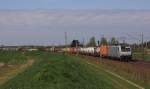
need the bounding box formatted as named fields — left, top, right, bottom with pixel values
left=50, top=47, right=62, bottom=52
left=100, top=45, right=110, bottom=58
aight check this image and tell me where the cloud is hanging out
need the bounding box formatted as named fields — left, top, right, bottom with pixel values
left=0, top=10, right=150, bottom=27
left=0, top=10, right=150, bottom=45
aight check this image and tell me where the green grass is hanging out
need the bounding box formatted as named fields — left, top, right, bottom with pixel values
left=133, top=52, right=150, bottom=61
left=0, top=52, right=142, bottom=89
left=77, top=55, right=150, bottom=89
left=0, top=52, right=133, bottom=89
left=87, top=61, right=149, bottom=89
left=0, top=51, right=27, bottom=64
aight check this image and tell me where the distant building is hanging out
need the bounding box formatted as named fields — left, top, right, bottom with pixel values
left=0, top=46, right=19, bottom=51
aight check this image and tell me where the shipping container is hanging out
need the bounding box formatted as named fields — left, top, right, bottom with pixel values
left=100, top=45, right=110, bottom=58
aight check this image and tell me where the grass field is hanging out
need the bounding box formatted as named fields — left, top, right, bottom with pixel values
left=0, top=52, right=141, bottom=89
left=0, top=51, right=27, bottom=64
left=133, top=52, right=150, bottom=61
left=0, top=51, right=33, bottom=86
left=0, top=51, right=148, bottom=89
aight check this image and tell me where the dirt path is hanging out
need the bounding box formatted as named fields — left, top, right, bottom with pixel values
left=0, top=59, right=34, bottom=86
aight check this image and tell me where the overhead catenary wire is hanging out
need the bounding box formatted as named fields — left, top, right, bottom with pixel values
left=126, top=33, right=145, bottom=60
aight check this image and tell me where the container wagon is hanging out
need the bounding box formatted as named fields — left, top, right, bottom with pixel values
left=95, top=47, right=100, bottom=57
left=100, top=45, right=110, bottom=58
left=87, top=47, right=95, bottom=56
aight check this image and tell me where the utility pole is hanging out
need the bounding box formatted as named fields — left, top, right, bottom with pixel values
left=65, top=32, right=67, bottom=48
left=141, top=32, right=144, bottom=60
left=145, top=41, right=148, bottom=55
left=126, top=33, right=145, bottom=60
left=75, top=40, right=78, bottom=48
left=123, top=39, right=126, bottom=44
left=97, top=40, right=100, bottom=46
left=82, top=37, right=85, bottom=47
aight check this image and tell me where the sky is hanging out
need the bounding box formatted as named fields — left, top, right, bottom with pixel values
left=1, top=0, right=150, bottom=10
left=0, top=0, right=150, bottom=45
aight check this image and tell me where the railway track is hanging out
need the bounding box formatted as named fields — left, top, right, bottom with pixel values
left=86, top=61, right=145, bottom=89
left=75, top=54, right=150, bottom=89
left=78, top=54, right=150, bottom=68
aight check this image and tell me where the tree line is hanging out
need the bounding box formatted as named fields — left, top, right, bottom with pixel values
left=70, top=36, right=150, bottom=50
left=70, top=36, right=119, bottom=47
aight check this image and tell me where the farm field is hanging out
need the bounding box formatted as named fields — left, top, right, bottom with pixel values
left=0, top=51, right=149, bottom=89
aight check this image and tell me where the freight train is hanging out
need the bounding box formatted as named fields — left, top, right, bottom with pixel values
left=50, top=45, right=132, bottom=61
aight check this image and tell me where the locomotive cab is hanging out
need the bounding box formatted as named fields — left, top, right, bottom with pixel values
left=108, top=45, right=132, bottom=61
left=120, top=46, right=132, bottom=60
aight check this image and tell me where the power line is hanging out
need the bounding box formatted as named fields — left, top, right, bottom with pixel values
left=126, top=33, right=145, bottom=60
left=126, top=33, right=141, bottom=42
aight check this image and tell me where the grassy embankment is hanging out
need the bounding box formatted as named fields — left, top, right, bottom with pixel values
left=78, top=55, right=150, bottom=89
left=0, top=52, right=141, bottom=89
left=0, top=51, right=30, bottom=85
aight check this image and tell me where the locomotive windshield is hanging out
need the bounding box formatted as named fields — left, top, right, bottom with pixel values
left=121, top=46, right=131, bottom=52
